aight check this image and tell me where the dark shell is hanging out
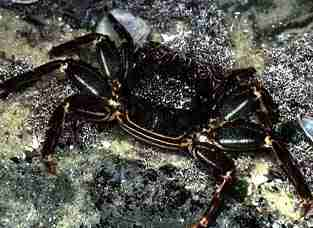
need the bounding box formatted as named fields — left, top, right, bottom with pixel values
left=127, top=43, right=225, bottom=110
left=124, top=43, right=227, bottom=136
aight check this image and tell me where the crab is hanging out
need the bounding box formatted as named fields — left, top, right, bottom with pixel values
left=0, top=9, right=312, bottom=228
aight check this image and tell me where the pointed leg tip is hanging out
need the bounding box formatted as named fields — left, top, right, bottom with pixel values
left=300, top=199, right=313, bottom=218
left=190, top=215, right=213, bottom=228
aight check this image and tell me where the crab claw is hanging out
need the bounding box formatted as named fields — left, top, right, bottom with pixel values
left=297, top=113, right=313, bottom=143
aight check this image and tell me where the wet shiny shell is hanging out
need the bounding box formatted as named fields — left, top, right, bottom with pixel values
left=125, top=44, right=225, bottom=137
left=214, top=122, right=268, bottom=151
left=127, top=43, right=225, bottom=110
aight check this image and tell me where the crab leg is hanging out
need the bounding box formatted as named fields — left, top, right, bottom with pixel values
left=219, top=67, right=277, bottom=128
left=0, top=60, right=64, bottom=99
left=117, top=113, right=237, bottom=227
left=48, top=32, right=132, bottom=81
left=253, top=81, right=277, bottom=128
left=268, top=138, right=312, bottom=199
left=214, top=120, right=313, bottom=201
left=267, top=138, right=313, bottom=215
left=116, top=112, right=188, bottom=150
left=48, top=33, right=105, bottom=57
left=40, top=94, right=117, bottom=174
left=192, top=170, right=234, bottom=228
left=0, top=59, right=114, bottom=99
left=0, top=10, right=135, bottom=99
left=296, top=114, right=313, bottom=215
left=49, top=12, right=134, bottom=83
left=189, top=142, right=235, bottom=228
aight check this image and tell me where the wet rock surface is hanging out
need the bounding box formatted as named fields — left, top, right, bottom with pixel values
left=219, top=0, right=313, bottom=45
left=0, top=0, right=313, bottom=228
left=93, top=161, right=212, bottom=227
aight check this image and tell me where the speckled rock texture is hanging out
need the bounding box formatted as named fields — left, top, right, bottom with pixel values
left=0, top=0, right=313, bottom=228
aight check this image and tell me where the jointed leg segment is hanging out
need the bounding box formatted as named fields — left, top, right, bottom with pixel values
left=41, top=94, right=118, bottom=174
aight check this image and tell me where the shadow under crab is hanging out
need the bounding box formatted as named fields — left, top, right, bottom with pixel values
left=0, top=8, right=312, bottom=227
